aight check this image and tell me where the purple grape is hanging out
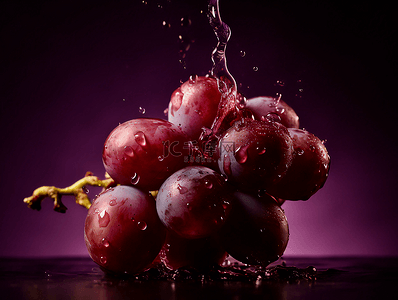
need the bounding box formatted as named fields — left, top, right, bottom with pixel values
left=218, top=118, right=294, bottom=193
left=102, top=118, right=189, bottom=191
left=84, top=185, right=166, bottom=275
left=156, top=166, right=233, bottom=239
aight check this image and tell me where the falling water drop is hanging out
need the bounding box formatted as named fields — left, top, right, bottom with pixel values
left=139, top=107, right=146, bottom=114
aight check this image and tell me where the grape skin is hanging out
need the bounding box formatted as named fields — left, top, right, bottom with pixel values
left=168, top=76, right=222, bottom=140
left=102, top=118, right=189, bottom=191
left=217, top=118, right=294, bottom=193
left=156, top=166, right=233, bottom=239
left=266, top=128, right=331, bottom=200
left=218, top=191, right=289, bottom=266
left=84, top=185, right=166, bottom=275
left=245, top=96, right=300, bottom=128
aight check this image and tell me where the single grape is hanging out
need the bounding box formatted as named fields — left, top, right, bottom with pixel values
left=218, top=118, right=294, bottom=193
left=218, top=191, right=289, bottom=266
left=159, top=230, right=227, bottom=270
left=84, top=185, right=166, bottom=275
left=245, top=96, right=299, bottom=128
left=156, top=166, right=233, bottom=239
left=102, top=118, right=189, bottom=191
left=266, top=128, right=331, bottom=200
left=168, top=75, right=222, bottom=140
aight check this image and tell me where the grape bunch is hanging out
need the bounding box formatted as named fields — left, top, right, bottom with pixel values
left=83, top=75, right=330, bottom=275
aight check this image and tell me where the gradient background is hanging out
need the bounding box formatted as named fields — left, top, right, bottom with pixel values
left=1, top=0, right=396, bottom=258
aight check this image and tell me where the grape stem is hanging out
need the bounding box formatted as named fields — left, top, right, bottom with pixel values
left=23, top=172, right=116, bottom=213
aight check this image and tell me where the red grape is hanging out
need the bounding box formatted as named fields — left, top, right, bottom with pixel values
left=84, top=185, right=166, bottom=275
left=102, top=118, right=189, bottom=191
left=245, top=96, right=300, bottom=128
left=218, top=191, right=289, bottom=266
left=159, top=231, right=227, bottom=270
left=217, top=118, right=294, bottom=193
left=156, top=166, right=233, bottom=239
left=168, top=75, right=222, bottom=140
left=266, top=128, right=331, bottom=200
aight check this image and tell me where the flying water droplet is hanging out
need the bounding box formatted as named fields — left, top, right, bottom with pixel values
left=239, top=50, right=246, bottom=57
left=131, top=173, right=140, bottom=185
left=137, top=221, right=147, bottom=231
left=139, top=107, right=146, bottom=114
left=134, top=131, right=147, bottom=147
left=189, top=74, right=198, bottom=84
left=82, top=186, right=89, bottom=194
left=253, top=66, right=259, bottom=72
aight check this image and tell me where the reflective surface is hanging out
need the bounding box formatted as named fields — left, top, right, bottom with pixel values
left=1, top=256, right=397, bottom=299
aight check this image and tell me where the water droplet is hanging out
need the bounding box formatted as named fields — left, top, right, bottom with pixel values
left=82, top=186, right=89, bottom=194
left=256, top=146, right=266, bottom=155
left=275, top=80, right=285, bottom=87
left=181, top=16, right=192, bottom=27
left=195, top=109, right=202, bottom=115
left=253, top=66, right=259, bottom=72
left=189, top=74, right=198, bottom=84
left=163, top=107, right=169, bottom=116
left=100, top=256, right=107, bottom=264
left=162, top=20, right=171, bottom=28
left=177, top=184, right=188, bottom=194
left=187, top=202, right=193, bottom=211
left=297, top=148, right=305, bottom=156
left=204, top=179, right=213, bottom=189
left=223, top=154, right=232, bottom=176
left=134, top=131, right=147, bottom=147
left=235, top=144, right=249, bottom=164
left=109, top=199, right=117, bottom=206
left=101, top=238, right=110, bottom=247
left=158, top=155, right=164, bottom=161
left=262, top=113, right=281, bottom=123
left=131, top=173, right=140, bottom=185
left=98, top=210, right=110, bottom=227
left=137, top=221, right=147, bottom=230
left=124, top=145, right=135, bottom=157
left=239, top=50, right=246, bottom=57
left=139, top=107, right=146, bottom=114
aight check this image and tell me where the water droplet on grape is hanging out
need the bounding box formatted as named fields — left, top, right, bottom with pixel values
left=189, top=74, right=198, bottom=84
left=177, top=184, right=188, bottom=194
left=134, top=131, right=147, bottom=147
left=101, top=238, right=110, bottom=247
left=137, top=221, right=147, bottom=230
left=98, top=210, right=110, bottom=227
left=204, top=179, right=213, bottom=189
left=100, top=256, right=107, bottom=264
left=139, top=107, right=146, bottom=114
left=158, top=155, right=165, bottom=161
left=109, top=199, right=117, bottom=206
left=297, top=148, right=305, bottom=156
left=131, top=173, right=140, bottom=185
left=223, top=154, right=232, bottom=176
left=124, top=145, right=135, bottom=157
left=256, top=146, right=266, bottom=155
left=235, top=144, right=249, bottom=164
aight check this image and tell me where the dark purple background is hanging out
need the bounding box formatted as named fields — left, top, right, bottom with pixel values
left=1, top=0, right=397, bottom=257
